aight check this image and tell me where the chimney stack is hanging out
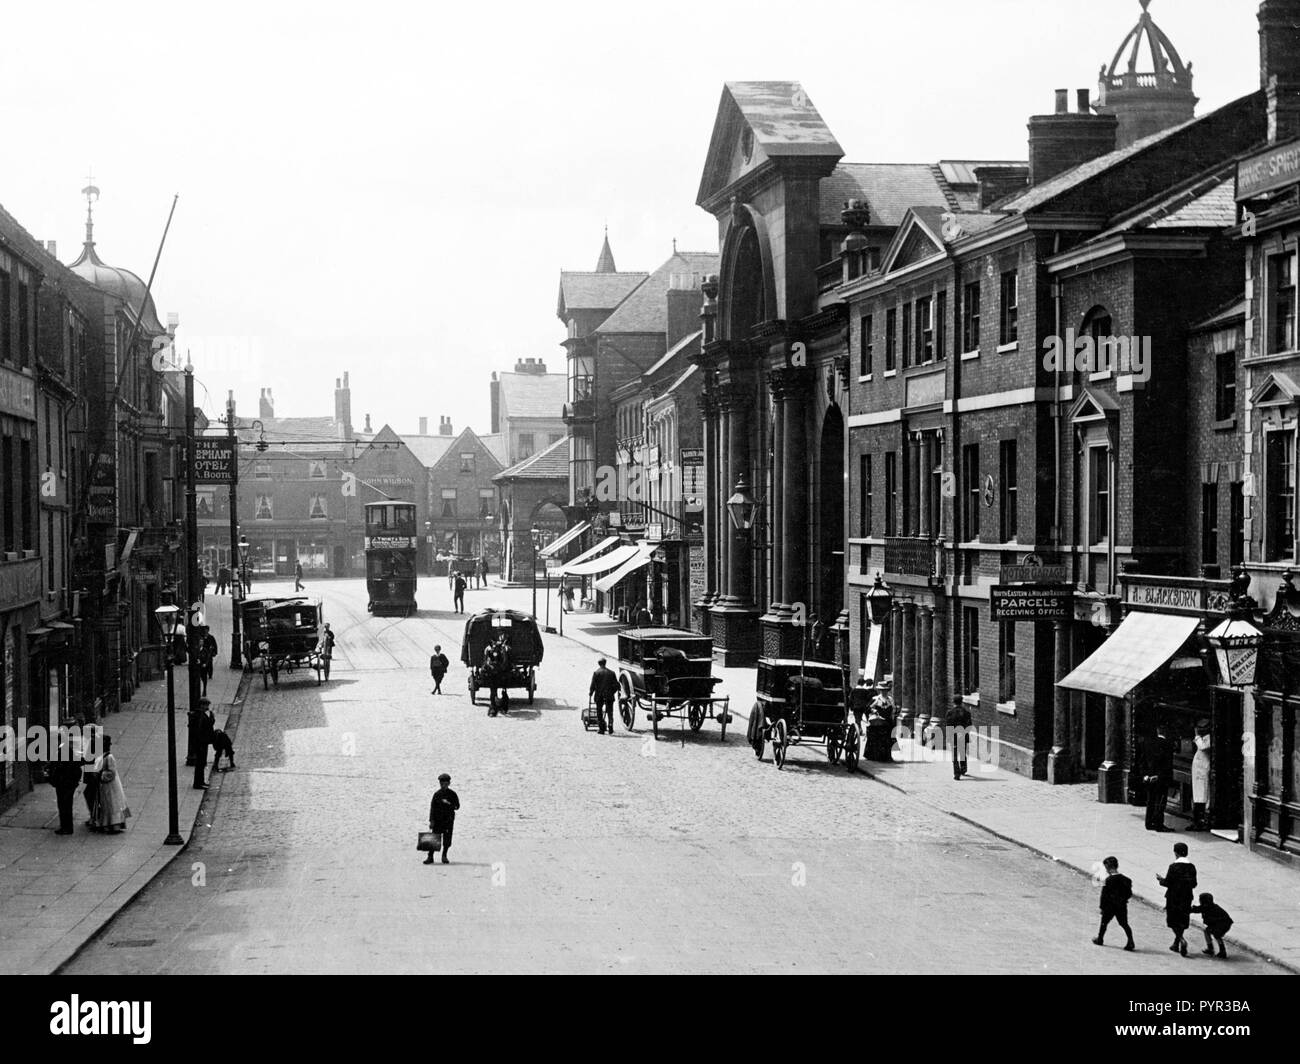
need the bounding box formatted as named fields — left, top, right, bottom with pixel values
left=333, top=371, right=353, bottom=440
left=439, top=416, right=453, bottom=436
left=1261, top=0, right=1300, bottom=143
left=490, top=372, right=501, bottom=434
left=1077, top=88, right=1091, bottom=114
left=259, top=388, right=274, bottom=419
left=44, top=240, right=57, bottom=258
left=1028, top=89, right=1118, bottom=185
left=419, top=416, right=428, bottom=435
left=364, top=413, right=372, bottom=433
left=512, top=357, right=547, bottom=375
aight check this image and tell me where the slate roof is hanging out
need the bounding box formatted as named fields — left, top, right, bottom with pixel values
left=238, top=417, right=347, bottom=446
left=644, top=329, right=702, bottom=379
left=1075, top=163, right=1239, bottom=247
left=494, top=435, right=569, bottom=481
left=497, top=371, right=568, bottom=420
left=401, top=434, right=456, bottom=468
left=1147, top=179, right=1236, bottom=229
left=819, top=163, right=955, bottom=227
left=722, top=81, right=843, bottom=156
left=557, top=271, right=648, bottom=319
left=479, top=433, right=508, bottom=466
left=595, top=251, right=719, bottom=335
left=1190, top=298, right=1247, bottom=333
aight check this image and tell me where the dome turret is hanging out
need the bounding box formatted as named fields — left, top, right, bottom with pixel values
left=1095, top=0, right=1197, bottom=148
left=69, top=183, right=165, bottom=334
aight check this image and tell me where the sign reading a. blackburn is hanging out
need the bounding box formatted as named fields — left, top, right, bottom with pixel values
left=193, top=437, right=237, bottom=483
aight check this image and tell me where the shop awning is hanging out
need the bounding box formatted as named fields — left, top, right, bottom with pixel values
left=562, top=543, right=640, bottom=578
left=558, top=535, right=620, bottom=573
left=1057, top=611, right=1202, bottom=699
left=538, top=521, right=589, bottom=559
left=594, top=544, right=654, bottom=594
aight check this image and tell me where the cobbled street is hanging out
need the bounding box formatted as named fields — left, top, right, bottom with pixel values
left=63, top=578, right=1288, bottom=975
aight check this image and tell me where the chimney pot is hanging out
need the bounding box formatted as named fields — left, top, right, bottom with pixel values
left=1055, top=89, right=1069, bottom=114
left=419, top=416, right=428, bottom=435
left=1077, top=88, right=1091, bottom=113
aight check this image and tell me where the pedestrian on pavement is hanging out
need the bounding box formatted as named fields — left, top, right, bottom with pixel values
left=426, top=772, right=460, bottom=865
left=1092, top=856, right=1135, bottom=951
left=1142, top=724, right=1175, bottom=831
left=90, top=736, right=131, bottom=833
left=453, top=571, right=467, bottom=613
left=215, top=565, right=230, bottom=595
left=589, top=656, right=618, bottom=735
left=192, top=697, right=215, bottom=789
left=211, top=727, right=236, bottom=771
left=320, top=622, right=335, bottom=681
left=430, top=644, right=450, bottom=694
left=945, top=696, right=972, bottom=780
left=848, top=676, right=874, bottom=730
left=198, top=625, right=218, bottom=697
left=294, top=560, right=304, bottom=592
left=478, top=555, right=488, bottom=588
left=485, top=635, right=511, bottom=713
left=448, top=566, right=456, bottom=593
left=1156, top=841, right=1197, bottom=956
left=81, top=725, right=101, bottom=824
left=1190, top=718, right=1212, bottom=831
left=871, top=679, right=896, bottom=731
left=634, top=601, right=653, bottom=627
left=49, top=732, right=83, bottom=835
left=1190, top=892, right=1233, bottom=959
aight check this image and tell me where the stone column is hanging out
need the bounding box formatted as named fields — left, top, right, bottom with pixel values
left=717, top=402, right=731, bottom=602
left=917, top=604, right=933, bottom=733
left=782, top=375, right=809, bottom=610
left=931, top=599, right=949, bottom=731
left=899, top=601, right=917, bottom=731
left=889, top=603, right=903, bottom=687
left=1047, top=619, right=1074, bottom=784
left=768, top=375, right=785, bottom=615
left=1099, top=694, right=1125, bottom=803
left=726, top=391, right=752, bottom=607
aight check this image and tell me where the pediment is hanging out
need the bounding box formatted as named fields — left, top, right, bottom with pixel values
left=1252, top=371, right=1300, bottom=408
left=880, top=210, right=946, bottom=275
left=1068, top=387, right=1118, bottom=423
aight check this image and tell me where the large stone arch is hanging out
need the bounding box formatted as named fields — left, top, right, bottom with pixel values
left=718, top=203, right=778, bottom=341
left=815, top=403, right=845, bottom=629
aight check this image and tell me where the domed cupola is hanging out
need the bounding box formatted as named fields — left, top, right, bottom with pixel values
left=69, top=181, right=165, bottom=334
left=1095, top=0, right=1198, bottom=148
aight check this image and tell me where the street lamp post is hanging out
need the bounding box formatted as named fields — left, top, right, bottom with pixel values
left=155, top=603, right=184, bottom=845
left=530, top=525, right=541, bottom=618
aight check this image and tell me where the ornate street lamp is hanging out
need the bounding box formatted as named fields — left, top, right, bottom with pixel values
left=865, top=571, right=893, bottom=625
left=726, top=473, right=758, bottom=531
left=530, top=524, right=542, bottom=617
left=154, top=603, right=184, bottom=845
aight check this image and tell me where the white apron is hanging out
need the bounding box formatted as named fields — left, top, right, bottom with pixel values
left=1191, top=734, right=1211, bottom=804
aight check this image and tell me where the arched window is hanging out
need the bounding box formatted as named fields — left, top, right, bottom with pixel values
left=1079, top=306, right=1115, bottom=379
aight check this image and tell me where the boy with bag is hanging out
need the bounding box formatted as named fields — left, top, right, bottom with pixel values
left=1190, top=892, right=1234, bottom=958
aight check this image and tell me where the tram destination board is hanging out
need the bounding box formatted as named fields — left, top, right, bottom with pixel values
left=990, top=584, right=1072, bottom=621
left=193, top=437, right=236, bottom=483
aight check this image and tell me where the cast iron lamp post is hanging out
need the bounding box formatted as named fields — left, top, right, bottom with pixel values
left=155, top=603, right=184, bottom=845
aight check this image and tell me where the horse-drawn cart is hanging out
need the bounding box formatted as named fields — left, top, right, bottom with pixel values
left=614, top=627, right=731, bottom=741
left=240, top=596, right=328, bottom=688
left=461, top=607, right=544, bottom=715
left=748, top=657, right=857, bottom=771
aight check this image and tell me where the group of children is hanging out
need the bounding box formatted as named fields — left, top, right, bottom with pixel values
left=1094, top=844, right=1234, bottom=959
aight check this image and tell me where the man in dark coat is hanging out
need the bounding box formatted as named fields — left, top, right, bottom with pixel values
left=294, top=560, right=304, bottom=592
left=1156, top=841, right=1198, bottom=956
left=589, top=657, right=619, bottom=735
left=1143, top=725, right=1175, bottom=831
left=198, top=626, right=218, bottom=696
left=945, top=696, right=973, bottom=780
left=429, top=644, right=449, bottom=695
left=50, top=734, right=83, bottom=835
left=453, top=572, right=467, bottom=613
left=1092, top=855, right=1135, bottom=950
left=191, top=698, right=215, bottom=789
left=426, top=772, right=460, bottom=865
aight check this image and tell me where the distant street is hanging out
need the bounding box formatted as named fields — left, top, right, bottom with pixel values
left=64, top=576, right=1287, bottom=974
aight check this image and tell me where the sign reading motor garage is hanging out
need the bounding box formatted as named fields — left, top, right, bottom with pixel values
left=990, top=584, right=1072, bottom=621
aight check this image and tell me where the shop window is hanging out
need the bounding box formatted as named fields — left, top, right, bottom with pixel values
left=1215, top=351, right=1237, bottom=422
left=962, top=280, right=980, bottom=353
left=1201, top=483, right=1219, bottom=566
left=962, top=606, right=980, bottom=695
left=1265, top=427, right=1296, bottom=562
left=999, top=270, right=1018, bottom=346
left=1268, top=251, right=1296, bottom=354
left=999, top=440, right=1018, bottom=542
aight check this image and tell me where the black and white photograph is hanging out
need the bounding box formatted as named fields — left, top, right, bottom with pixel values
left=0, top=0, right=1296, bottom=1031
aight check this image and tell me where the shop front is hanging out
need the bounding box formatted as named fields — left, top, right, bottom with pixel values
left=1252, top=573, right=1300, bottom=859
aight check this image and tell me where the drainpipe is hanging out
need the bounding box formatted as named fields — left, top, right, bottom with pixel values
left=1052, top=264, right=1063, bottom=552
left=950, top=257, right=963, bottom=696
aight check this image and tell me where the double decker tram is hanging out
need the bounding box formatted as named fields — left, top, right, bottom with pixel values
left=364, top=500, right=418, bottom=616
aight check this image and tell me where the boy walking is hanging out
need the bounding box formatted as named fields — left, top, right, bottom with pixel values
left=430, top=644, right=449, bottom=694
left=1092, top=856, right=1135, bottom=951
left=425, top=773, right=460, bottom=865
left=1190, top=893, right=1233, bottom=959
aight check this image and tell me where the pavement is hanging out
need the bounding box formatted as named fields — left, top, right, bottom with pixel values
left=0, top=593, right=245, bottom=975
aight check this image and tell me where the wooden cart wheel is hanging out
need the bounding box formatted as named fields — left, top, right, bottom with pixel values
left=688, top=702, right=706, bottom=732
left=748, top=703, right=765, bottom=758
left=773, top=718, right=788, bottom=770
left=844, top=723, right=860, bottom=773
left=527, top=668, right=536, bottom=705
left=618, top=674, right=635, bottom=731
left=827, top=731, right=842, bottom=765
left=719, top=698, right=729, bottom=743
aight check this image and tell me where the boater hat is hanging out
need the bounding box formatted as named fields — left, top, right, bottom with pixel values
left=438, top=773, right=451, bottom=782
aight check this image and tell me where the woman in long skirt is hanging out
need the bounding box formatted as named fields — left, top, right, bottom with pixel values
left=1190, top=719, right=1212, bottom=830
left=92, top=736, right=131, bottom=833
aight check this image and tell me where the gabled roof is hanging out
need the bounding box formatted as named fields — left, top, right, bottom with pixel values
left=497, top=371, right=568, bottom=420
left=1253, top=371, right=1300, bottom=408
left=556, top=271, right=648, bottom=320
left=595, top=251, right=719, bottom=335
left=698, top=81, right=844, bottom=206
left=819, top=163, right=954, bottom=228
left=1069, top=387, right=1119, bottom=423
left=879, top=208, right=948, bottom=274
left=1190, top=298, right=1246, bottom=334
left=401, top=433, right=456, bottom=468
left=493, top=435, right=569, bottom=481
left=644, top=329, right=702, bottom=380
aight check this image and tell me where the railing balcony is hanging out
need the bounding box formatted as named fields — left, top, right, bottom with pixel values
left=884, top=536, right=938, bottom=578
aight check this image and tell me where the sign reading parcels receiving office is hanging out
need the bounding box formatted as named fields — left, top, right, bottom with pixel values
left=193, top=437, right=237, bottom=483
left=990, top=585, right=1072, bottom=621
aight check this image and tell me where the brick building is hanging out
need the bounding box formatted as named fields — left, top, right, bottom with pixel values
left=489, top=357, right=566, bottom=467
left=493, top=436, right=569, bottom=582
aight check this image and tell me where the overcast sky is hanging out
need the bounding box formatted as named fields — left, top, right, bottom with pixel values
left=0, top=0, right=1259, bottom=436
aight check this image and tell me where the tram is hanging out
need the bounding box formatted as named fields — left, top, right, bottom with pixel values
left=364, top=500, right=418, bottom=616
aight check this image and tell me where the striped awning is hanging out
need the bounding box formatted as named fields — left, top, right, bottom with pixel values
left=562, top=543, right=640, bottom=578
left=557, top=535, right=620, bottom=573
left=538, top=520, right=589, bottom=558
left=594, top=544, right=654, bottom=594
left=1057, top=611, right=1201, bottom=699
